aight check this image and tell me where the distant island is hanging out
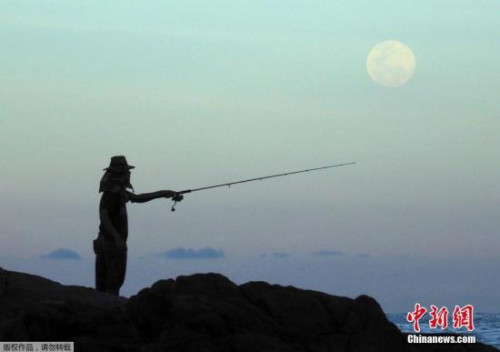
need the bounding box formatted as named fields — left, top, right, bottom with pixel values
left=0, top=267, right=496, bottom=352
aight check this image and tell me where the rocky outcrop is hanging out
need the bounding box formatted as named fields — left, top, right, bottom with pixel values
left=0, top=267, right=135, bottom=351
left=0, top=267, right=496, bottom=352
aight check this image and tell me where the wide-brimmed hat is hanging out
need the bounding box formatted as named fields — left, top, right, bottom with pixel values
left=103, top=156, right=135, bottom=173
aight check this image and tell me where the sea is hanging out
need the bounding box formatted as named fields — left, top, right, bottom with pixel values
left=388, top=313, right=500, bottom=349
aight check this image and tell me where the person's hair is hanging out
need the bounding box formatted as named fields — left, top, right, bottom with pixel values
left=99, top=170, right=134, bottom=193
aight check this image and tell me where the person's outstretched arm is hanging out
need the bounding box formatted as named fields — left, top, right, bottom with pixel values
left=128, top=190, right=176, bottom=203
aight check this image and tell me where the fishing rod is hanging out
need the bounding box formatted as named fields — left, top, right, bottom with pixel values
left=170, top=162, right=356, bottom=211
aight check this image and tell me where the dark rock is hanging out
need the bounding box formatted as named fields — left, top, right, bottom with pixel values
left=0, top=267, right=139, bottom=351
left=0, top=267, right=497, bottom=352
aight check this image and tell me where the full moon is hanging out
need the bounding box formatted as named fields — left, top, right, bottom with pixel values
left=366, top=40, right=416, bottom=87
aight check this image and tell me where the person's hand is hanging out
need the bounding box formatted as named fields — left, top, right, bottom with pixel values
left=172, top=193, right=184, bottom=202
left=162, top=190, right=177, bottom=198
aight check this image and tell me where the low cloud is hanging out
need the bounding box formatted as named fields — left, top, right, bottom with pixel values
left=260, top=252, right=291, bottom=259
left=312, top=250, right=345, bottom=257
left=40, top=248, right=82, bottom=260
left=159, top=247, right=225, bottom=260
left=272, top=252, right=290, bottom=259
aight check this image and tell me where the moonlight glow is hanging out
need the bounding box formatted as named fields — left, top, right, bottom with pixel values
left=366, top=40, right=416, bottom=87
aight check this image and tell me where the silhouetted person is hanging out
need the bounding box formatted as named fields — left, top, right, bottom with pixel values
left=94, top=156, right=178, bottom=296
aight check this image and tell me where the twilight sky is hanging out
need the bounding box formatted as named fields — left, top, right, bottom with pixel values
left=0, top=1, right=499, bottom=313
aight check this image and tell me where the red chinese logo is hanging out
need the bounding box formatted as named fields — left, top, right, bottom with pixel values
left=452, top=305, right=475, bottom=331
left=407, top=304, right=475, bottom=332
left=407, top=303, right=427, bottom=332
left=429, top=305, right=448, bottom=330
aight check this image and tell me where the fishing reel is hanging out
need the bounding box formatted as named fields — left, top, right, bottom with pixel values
left=171, top=193, right=184, bottom=212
